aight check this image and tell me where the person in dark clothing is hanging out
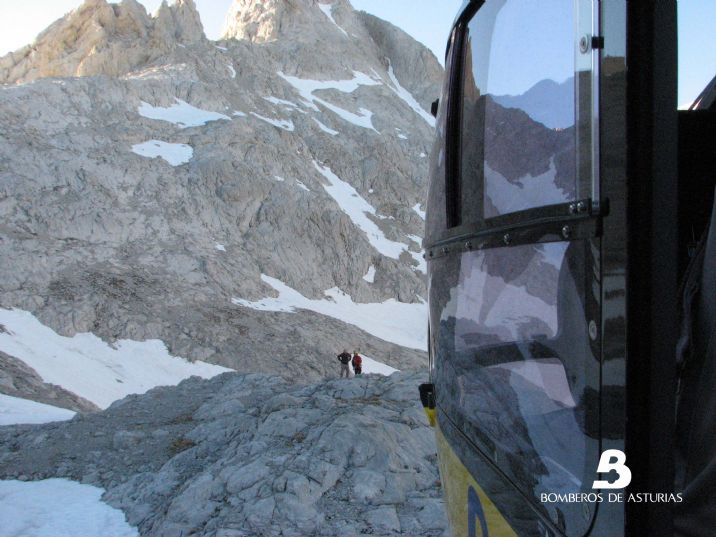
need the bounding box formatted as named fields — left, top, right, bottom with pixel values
left=352, top=351, right=363, bottom=375
left=337, top=349, right=351, bottom=378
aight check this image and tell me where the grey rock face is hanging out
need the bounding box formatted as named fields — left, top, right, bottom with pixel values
left=0, top=371, right=449, bottom=536
left=0, top=0, right=441, bottom=381
left=357, top=11, right=445, bottom=112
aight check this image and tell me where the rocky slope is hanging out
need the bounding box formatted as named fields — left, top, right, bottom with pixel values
left=0, top=0, right=442, bottom=382
left=0, top=371, right=448, bottom=536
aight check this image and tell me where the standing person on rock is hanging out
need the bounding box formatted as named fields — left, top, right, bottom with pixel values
left=337, top=349, right=352, bottom=378
left=352, top=351, right=363, bottom=376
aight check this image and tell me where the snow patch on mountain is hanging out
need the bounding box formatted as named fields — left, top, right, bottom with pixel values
left=131, top=140, right=193, bottom=166
left=0, top=394, right=75, bottom=426
left=386, top=61, right=436, bottom=127
left=312, top=161, right=414, bottom=261
left=317, top=3, right=349, bottom=37
left=360, top=354, right=399, bottom=376
left=295, top=180, right=311, bottom=192
left=363, top=265, right=376, bottom=283
left=0, top=479, right=138, bottom=537
left=313, top=117, right=339, bottom=135
left=0, top=309, right=231, bottom=409
left=278, top=71, right=381, bottom=132
left=250, top=112, right=295, bottom=131
left=138, top=99, right=231, bottom=128
left=412, top=203, right=426, bottom=219
left=232, top=275, right=427, bottom=351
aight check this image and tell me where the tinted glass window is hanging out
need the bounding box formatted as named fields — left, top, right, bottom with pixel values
left=430, top=240, right=600, bottom=534
left=426, top=28, right=459, bottom=240
left=460, top=0, right=577, bottom=223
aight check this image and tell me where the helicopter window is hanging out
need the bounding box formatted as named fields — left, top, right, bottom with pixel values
left=459, top=0, right=577, bottom=223
left=426, top=26, right=461, bottom=237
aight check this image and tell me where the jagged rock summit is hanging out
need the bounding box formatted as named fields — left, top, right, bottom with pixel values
left=0, top=0, right=204, bottom=84
left=0, top=0, right=441, bottom=386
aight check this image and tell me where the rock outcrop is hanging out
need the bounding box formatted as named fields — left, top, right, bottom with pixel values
left=0, top=0, right=442, bottom=382
left=0, top=371, right=448, bottom=536
left=0, top=0, right=205, bottom=84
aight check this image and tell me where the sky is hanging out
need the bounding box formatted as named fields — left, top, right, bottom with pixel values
left=0, top=0, right=713, bottom=105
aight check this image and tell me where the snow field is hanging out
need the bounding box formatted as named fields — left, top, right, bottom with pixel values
left=138, top=99, right=230, bottom=128
left=130, top=140, right=193, bottom=166
left=360, top=354, right=399, bottom=376
left=386, top=60, right=436, bottom=127
left=412, top=203, right=426, bottom=220
left=250, top=112, right=295, bottom=131
left=312, top=161, right=425, bottom=272
left=277, top=71, right=380, bottom=132
left=0, top=309, right=232, bottom=409
left=232, top=274, right=427, bottom=351
left=0, top=479, right=138, bottom=537
left=317, top=3, right=349, bottom=37
left=0, top=394, right=75, bottom=426
left=312, top=117, right=339, bottom=135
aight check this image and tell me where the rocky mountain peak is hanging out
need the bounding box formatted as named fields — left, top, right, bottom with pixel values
left=0, top=0, right=205, bottom=84
left=154, top=0, right=204, bottom=44
left=221, top=0, right=353, bottom=43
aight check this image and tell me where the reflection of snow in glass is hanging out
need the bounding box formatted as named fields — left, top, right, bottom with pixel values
left=491, top=358, right=576, bottom=410
left=450, top=251, right=558, bottom=346
left=485, top=159, right=569, bottom=218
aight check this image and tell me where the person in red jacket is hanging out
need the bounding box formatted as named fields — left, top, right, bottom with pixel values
left=352, top=351, right=363, bottom=375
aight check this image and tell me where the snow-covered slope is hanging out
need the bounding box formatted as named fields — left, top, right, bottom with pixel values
left=0, top=479, right=138, bottom=537
left=0, top=309, right=232, bottom=409
left=0, top=394, right=75, bottom=426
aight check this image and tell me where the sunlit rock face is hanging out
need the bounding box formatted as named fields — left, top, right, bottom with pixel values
left=0, top=0, right=205, bottom=84
left=0, top=371, right=449, bottom=536
left=0, top=0, right=442, bottom=381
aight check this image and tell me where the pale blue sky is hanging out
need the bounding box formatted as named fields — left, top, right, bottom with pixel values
left=0, top=1, right=713, bottom=105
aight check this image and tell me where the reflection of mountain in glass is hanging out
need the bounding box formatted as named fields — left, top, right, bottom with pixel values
left=492, top=77, right=575, bottom=130
left=483, top=94, right=575, bottom=217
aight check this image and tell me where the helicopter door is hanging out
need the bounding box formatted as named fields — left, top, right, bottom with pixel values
left=426, top=0, right=605, bottom=535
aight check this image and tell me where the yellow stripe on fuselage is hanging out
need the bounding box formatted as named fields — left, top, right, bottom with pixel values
left=436, top=426, right=518, bottom=537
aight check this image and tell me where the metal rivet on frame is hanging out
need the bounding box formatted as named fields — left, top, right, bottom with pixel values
left=503, top=233, right=512, bottom=246
left=577, top=201, right=587, bottom=213
left=562, top=225, right=571, bottom=239
left=465, top=241, right=472, bottom=250
left=579, top=35, right=590, bottom=54
left=569, top=203, right=578, bottom=214
left=589, top=320, right=598, bottom=340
